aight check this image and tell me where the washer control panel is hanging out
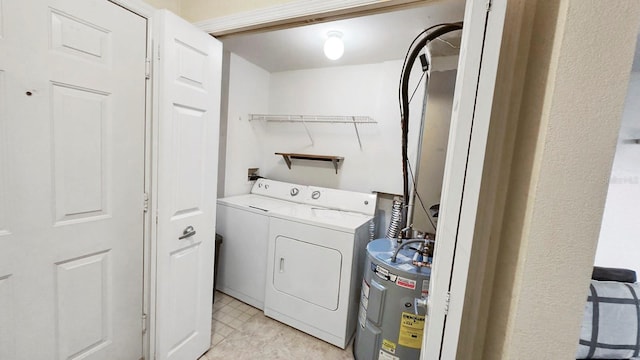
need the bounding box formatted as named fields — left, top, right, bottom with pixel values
left=251, top=178, right=376, bottom=215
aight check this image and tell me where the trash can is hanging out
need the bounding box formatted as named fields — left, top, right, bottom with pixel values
left=213, top=233, right=223, bottom=303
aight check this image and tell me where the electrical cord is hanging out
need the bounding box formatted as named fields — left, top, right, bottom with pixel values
left=398, top=23, right=458, bottom=119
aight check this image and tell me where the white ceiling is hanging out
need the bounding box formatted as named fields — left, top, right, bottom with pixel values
left=219, top=0, right=466, bottom=73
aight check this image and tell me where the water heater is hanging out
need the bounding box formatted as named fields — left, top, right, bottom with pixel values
left=354, top=238, right=431, bottom=360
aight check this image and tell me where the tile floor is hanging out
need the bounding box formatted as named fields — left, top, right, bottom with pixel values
left=199, top=291, right=355, bottom=360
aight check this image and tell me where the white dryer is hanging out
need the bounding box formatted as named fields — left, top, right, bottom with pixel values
left=264, top=187, right=377, bottom=349
left=216, top=179, right=306, bottom=309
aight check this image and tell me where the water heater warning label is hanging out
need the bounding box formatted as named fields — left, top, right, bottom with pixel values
left=382, top=339, right=396, bottom=354
left=398, top=312, right=426, bottom=349
left=422, top=279, right=430, bottom=297
left=379, top=350, right=399, bottom=360
left=395, top=276, right=416, bottom=290
left=371, top=264, right=398, bottom=282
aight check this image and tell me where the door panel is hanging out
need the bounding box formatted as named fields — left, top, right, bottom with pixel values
left=0, top=1, right=147, bottom=358
left=51, top=83, right=110, bottom=224
left=56, top=251, right=112, bottom=360
left=273, top=236, right=342, bottom=311
left=50, top=9, right=111, bottom=64
left=154, top=9, right=222, bottom=360
left=172, top=104, right=206, bottom=216
left=167, top=244, right=201, bottom=353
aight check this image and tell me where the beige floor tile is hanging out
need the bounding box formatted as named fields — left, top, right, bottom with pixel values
left=228, top=308, right=243, bottom=318
left=208, top=292, right=354, bottom=359
left=244, top=307, right=259, bottom=316
left=228, top=319, right=244, bottom=330
left=217, top=314, right=234, bottom=325
left=236, top=303, right=251, bottom=312
left=210, top=333, right=225, bottom=347
left=206, top=313, right=354, bottom=360
left=212, top=322, right=235, bottom=337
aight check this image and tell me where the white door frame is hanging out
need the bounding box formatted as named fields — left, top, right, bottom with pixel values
left=194, top=1, right=506, bottom=359
left=423, top=0, right=507, bottom=358
left=195, top=0, right=435, bottom=35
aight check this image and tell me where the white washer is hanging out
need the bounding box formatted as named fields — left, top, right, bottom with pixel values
left=264, top=187, right=377, bottom=349
left=216, top=179, right=306, bottom=309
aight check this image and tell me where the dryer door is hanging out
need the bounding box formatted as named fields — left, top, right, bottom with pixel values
left=273, top=235, right=342, bottom=311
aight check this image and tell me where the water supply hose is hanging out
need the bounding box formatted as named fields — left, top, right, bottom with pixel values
left=386, top=199, right=403, bottom=238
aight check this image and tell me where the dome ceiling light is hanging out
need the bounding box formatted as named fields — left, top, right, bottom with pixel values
left=323, top=31, right=344, bottom=60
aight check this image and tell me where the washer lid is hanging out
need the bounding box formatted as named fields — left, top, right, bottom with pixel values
left=217, top=194, right=294, bottom=213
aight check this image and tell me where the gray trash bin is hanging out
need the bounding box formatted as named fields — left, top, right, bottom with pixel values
left=213, top=233, right=223, bottom=303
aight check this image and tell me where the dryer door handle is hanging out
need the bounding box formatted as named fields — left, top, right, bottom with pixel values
left=279, top=257, right=285, bottom=273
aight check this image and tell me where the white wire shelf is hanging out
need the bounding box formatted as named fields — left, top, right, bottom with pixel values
left=248, top=114, right=376, bottom=124
left=248, top=114, right=376, bottom=149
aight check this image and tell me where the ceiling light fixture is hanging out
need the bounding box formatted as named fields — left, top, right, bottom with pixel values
left=323, top=31, right=344, bottom=60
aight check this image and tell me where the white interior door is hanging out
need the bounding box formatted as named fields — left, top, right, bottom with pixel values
left=153, top=9, right=222, bottom=360
left=0, top=1, right=147, bottom=359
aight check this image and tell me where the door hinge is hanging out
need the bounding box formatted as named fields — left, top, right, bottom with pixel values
left=444, top=291, right=451, bottom=315
left=143, top=193, right=149, bottom=213
left=145, top=58, right=151, bottom=80
left=486, top=0, right=492, bottom=12
left=142, top=313, right=148, bottom=334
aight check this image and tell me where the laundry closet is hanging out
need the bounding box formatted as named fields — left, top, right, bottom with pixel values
left=213, top=0, right=463, bottom=354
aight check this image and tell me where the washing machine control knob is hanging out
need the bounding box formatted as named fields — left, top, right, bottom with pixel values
left=290, top=188, right=299, bottom=196
left=265, top=184, right=269, bottom=190
left=311, top=190, right=321, bottom=200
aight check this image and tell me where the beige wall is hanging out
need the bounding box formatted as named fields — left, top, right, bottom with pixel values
left=142, top=0, right=181, bottom=14
left=181, top=0, right=294, bottom=22
left=478, top=0, right=640, bottom=358
left=141, top=0, right=298, bottom=23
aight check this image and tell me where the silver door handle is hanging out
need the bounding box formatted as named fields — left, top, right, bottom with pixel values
left=178, top=226, right=196, bottom=240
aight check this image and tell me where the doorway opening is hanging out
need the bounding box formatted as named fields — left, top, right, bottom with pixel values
left=208, top=1, right=466, bottom=359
